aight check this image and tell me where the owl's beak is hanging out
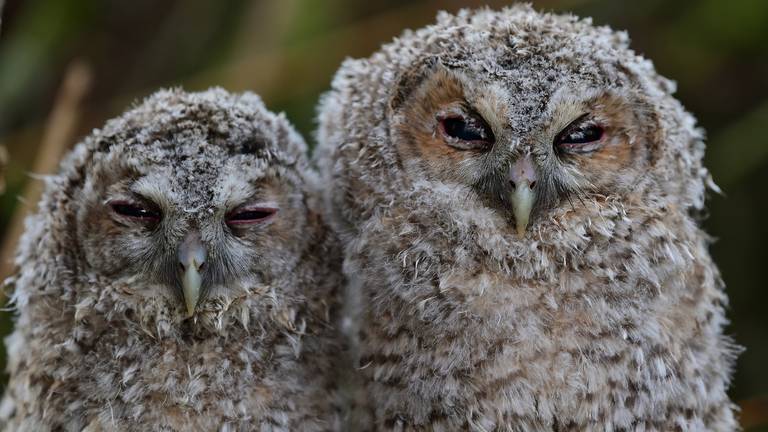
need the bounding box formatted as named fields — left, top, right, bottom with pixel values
left=178, top=232, right=207, bottom=318
left=508, top=154, right=537, bottom=236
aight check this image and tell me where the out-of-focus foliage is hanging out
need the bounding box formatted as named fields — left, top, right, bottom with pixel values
left=0, top=0, right=766, bottom=428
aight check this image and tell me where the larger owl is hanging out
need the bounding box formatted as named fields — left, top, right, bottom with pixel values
left=315, top=6, right=738, bottom=431
left=1, top=88, right=343, bottom=431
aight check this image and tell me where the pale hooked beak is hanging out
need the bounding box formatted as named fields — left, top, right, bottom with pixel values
left=178, top=232, right=207, bottom=317
left=508, top=154, right=537, bottom=237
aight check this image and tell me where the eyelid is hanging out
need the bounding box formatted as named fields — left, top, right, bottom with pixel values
left=106, top=193, right=159, bottom=208
left=230, top=205, right=280, bottom=215
left=559, top=113, right=592, bottom=136
left=104, top=190, right=159, bottom=205
left=228, top=201, right=279, bottom=213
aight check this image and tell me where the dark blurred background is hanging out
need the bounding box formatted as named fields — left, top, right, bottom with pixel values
left=0, top=0, right=766, bottom=428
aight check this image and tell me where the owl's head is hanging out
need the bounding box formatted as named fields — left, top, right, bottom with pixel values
left=390, top=62, right=656, bottom=236
left=24, top=88, right=321, bottom=331
left=317, top=6, right=710, bottom=239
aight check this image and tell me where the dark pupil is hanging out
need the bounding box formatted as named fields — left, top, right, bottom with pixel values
left=564, top=125, right=603, bottom=144
left=231, top=210, right=271, bottom=221
left=443, top=117, right=486, bottom=141
left=112, top=203, right=157, bottom=219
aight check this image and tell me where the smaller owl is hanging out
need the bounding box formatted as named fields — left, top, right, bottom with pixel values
left=1, top=88, right=343, bottom=431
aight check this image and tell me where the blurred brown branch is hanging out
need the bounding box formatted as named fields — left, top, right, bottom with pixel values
left=0, top=59, right=91, bottom=281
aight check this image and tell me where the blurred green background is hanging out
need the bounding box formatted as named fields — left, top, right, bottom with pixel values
left=0, top=0, right=766, bottom=428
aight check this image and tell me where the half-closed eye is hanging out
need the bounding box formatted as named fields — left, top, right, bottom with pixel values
left=109, top=200, right=162, bottom=223
left=225, top=206, right=278, bottom=226
left=437, top=111, right=495, bottom=151
left=554, top=114, right=605, bottom=154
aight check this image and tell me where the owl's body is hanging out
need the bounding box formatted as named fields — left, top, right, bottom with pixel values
left=2, top=89, right=342, bottom=431
left=316, top=6, right=738, bottom=431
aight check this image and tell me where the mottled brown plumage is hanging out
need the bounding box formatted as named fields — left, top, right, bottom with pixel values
left=2, top=88, right=343, bottom=431
left=316, top=6, right=739, bottom=431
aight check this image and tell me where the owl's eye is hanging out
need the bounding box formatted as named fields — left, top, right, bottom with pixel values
left=226, top=206, right=278, bottom=226
left=109, top=201, right=161, bottom=223
left=554, top=115, right=605, bottom=154
left=438, top=114, right=494, bottom=150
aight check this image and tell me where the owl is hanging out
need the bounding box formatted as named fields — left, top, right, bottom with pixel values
left=1, top=88, right=343, bottom=431
left=315, top=6, right=739, bottom=431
